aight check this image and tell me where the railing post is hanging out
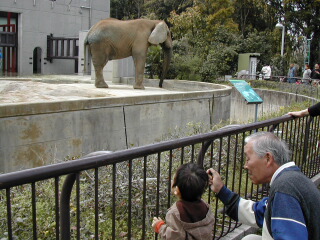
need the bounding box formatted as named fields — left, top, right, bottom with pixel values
left=302, top=117, right=313, bottom=165
left=46, top=34, right=53, bottom=63
left=197, top=140, right=213, bottom=166
left=60, top=173, right=77, bottom=240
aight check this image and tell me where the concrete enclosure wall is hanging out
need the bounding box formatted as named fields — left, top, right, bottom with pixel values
left=230, top=88, right=315, bottom=123
left=1, top=80, right=314, bottom=173
left=0, top=80, right=231, bottom=173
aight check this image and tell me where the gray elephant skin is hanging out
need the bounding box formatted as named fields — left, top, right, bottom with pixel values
left=84, top=18, right=173, bottom=89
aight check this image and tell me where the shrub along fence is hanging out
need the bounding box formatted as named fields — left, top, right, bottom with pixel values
left=0, top=114, right=319, bottom=239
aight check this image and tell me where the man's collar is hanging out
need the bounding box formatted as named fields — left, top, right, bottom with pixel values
left=270, top=162, right=295, bottom=186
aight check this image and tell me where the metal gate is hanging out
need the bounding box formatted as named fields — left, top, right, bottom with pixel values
left=0, top=12, right=18, bottom=74
left=46, top=34, right=79, bottom=72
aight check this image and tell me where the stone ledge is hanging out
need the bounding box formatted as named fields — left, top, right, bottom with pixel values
left=220, top=225, right=259, bottom=240
left=0, top=78, right=232, bottom=118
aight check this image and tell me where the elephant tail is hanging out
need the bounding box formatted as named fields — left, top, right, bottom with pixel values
left=83, top=35, right=89, bottom=74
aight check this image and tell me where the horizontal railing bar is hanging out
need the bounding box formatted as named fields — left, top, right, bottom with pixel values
left=48, top=37, right=78, bottom=40
left=51, top=56, right=78, bottom=59
left=0, top=115, right=293, bottom=189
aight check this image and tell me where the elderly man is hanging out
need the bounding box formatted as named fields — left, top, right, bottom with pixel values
left=207, top=132, right=320, bottom=240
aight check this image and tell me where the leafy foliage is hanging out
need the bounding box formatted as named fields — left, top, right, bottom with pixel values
left=267, top=0, right=320, bottom=67
left=199, top=44, right=238, bottom=81
left=143, top=0, right=193, bottom=21
left=110, top=0, right=317, bottom=81
left=233, top=0, right=278, bottom=36
left=145, top=45, right=162, bottom=79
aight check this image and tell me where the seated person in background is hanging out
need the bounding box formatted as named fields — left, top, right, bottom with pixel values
left=152, top=163, right=215, bottom=240
left=207, top=131, right=320, bottom=240
left=311, top=64, right=320, bottom=84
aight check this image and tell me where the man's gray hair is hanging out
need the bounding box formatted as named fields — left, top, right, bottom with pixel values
left=245, top=131, right=291, bottom=165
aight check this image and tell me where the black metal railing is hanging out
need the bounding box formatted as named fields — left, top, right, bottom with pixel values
left=46, top=34, right=79, bottom=62
left=0, top=114, right=320, bottom=239
left=0, top=32, right=16, bottom=47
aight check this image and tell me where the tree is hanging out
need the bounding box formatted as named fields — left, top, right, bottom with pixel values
left=166, top=1, right=243, bottom=81
left=110, top=0, right=138, bottom=19
left=168, top=0, right=238, bottom=50
left=143, top=0, right=194, bottom=20
left=200, top=43, right=238, bottom=81
left=233, top=0, right=278, bottom=36
left=267, top=0, right=320, bottom=67
left=110, top=0, right=150, bottom=19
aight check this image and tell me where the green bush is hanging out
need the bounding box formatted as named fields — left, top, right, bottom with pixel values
left=199, top=45, right=238, bottom=82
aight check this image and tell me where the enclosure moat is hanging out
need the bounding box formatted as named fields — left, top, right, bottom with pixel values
left=0, top=75, right=232, bottom=173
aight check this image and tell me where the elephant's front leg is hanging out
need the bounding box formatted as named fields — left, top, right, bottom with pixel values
left=132, top=53, right=147, bottom=90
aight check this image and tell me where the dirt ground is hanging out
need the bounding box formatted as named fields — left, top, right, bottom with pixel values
left=0, top=76, right=172, bottom=104
left=0, top=80, right=116, bottom=103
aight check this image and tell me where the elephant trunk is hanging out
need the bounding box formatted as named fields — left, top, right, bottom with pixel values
left=159, top=45, right=172, bottom=88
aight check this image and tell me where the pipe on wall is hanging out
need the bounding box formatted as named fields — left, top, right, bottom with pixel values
left=80, top=0, right=93, bottom=29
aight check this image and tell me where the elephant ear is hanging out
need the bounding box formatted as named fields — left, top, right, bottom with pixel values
left=148, top=22, right=169, bottom=45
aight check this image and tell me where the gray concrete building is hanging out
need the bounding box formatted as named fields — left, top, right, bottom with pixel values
left=0, top=0, right=110, bottom=76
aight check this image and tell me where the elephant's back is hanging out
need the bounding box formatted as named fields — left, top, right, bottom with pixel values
left=87, top=19, right=126, bottom=44
left=88, top=18, right=161, bottom=42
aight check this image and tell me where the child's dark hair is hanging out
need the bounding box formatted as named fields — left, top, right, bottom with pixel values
left=172, top=163, right=209, bottom=202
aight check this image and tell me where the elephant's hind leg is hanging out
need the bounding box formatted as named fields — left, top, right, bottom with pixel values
left=94, top=64, right=109, bottom=88
left=91, top=49, right=109, bottom=88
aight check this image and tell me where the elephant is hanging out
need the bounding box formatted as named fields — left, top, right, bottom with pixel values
left=84, top=18, right=173, bottom=89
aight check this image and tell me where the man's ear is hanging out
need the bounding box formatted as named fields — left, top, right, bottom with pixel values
left=265, top=152, right=274, bottom=166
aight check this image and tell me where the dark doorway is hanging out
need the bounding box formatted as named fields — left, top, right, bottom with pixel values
left=33, top=47, right=42, bottom=74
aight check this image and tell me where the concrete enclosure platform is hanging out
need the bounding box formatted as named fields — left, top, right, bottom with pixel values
left=0, top=76, right=232, bottom=173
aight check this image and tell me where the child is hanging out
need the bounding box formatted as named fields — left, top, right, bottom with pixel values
left=152, top=163, right=215, bottom=239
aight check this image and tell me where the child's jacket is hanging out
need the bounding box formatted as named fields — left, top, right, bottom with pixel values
left=158, top=200, right=215, bottom=239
